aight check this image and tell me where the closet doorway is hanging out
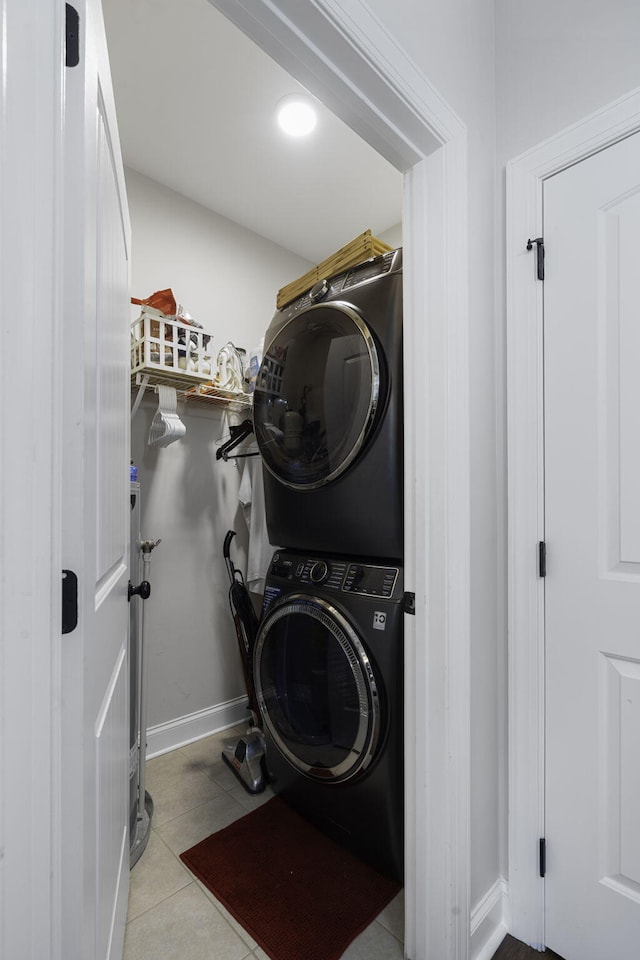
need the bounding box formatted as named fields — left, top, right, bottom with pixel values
left=102, top=1, right=471, bottom=957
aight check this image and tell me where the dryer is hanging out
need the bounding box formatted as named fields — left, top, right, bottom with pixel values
left=253, top=248, right=403, bottom=561
left=254, top=548, right=404, bottom=881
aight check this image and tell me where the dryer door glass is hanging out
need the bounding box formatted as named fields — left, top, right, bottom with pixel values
left=253, top=303, right=380, bottom=490
left=254, top=597, right=382, bottom=782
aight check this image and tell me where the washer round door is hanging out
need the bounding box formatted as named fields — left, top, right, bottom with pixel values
left=254, top=595, right=383, bottom=783
left=253, top=302, right=381, bottom=490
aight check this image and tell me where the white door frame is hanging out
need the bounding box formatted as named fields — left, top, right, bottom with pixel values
left=208, top=2, right=471, bottom=957
left=506, top=85, right=640, bottom=950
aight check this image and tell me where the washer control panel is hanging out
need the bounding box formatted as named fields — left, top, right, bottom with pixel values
left=267, top=552, right=400, bottom=600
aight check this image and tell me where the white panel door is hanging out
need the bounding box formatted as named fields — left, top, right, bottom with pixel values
left=544, top=131, right=640, bottom=959
left=61, top=2, right=131, bottom=958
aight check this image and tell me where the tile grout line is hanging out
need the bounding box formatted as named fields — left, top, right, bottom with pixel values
left=125, top=878, right=197, bottom=926
left=149, top=789, right=241, bottom=831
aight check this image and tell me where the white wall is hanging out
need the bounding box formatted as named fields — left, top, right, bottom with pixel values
left=496, top=0, right=640, bottom=164
left=379, top=221, right=403, bottom=251
left=367, top=0, right=501, bottom=912
left=128, top=168, right=313, bottom=740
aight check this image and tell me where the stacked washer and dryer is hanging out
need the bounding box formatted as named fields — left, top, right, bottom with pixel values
left=251, top=247, right=405, bottom=882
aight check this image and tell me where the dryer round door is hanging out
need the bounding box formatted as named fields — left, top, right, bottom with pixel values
left=253, top=302, right=381, bottom=490
left=254, top=594, right=383, bottom=782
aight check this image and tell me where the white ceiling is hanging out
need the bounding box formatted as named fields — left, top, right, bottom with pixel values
left=102, top=0, right=403, bottom=264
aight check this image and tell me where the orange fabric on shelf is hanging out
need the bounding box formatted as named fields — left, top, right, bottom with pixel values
left=131, top=288, right=177, bottom=318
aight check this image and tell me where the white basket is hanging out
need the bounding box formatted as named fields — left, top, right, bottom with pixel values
left=131, top=311, right=214, bottom=387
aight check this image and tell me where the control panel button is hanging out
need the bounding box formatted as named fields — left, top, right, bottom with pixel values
left=270, top=556, right=294, bottom=578
left=309, top=560, right=329, bottom=584
left=309, top=279, right=329, bottom=302
left=342, top=563, right=399, bottom=598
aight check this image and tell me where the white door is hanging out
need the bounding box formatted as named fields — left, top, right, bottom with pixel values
left=544, top=130, right=640, bottom=959
left=61, top=2, right=131, bottom=958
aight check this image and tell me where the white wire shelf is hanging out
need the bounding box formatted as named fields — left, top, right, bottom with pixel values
left=131, top=372, right=253, bottom=417
left=183, top=384, right=253, bottom=409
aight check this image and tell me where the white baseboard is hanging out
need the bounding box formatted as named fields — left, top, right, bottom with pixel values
left=470, top=876, right=509, bottom=960
left=145, top=697, right=249, bottom=758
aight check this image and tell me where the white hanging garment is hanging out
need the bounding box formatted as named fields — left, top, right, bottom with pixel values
left=238, top=456, right=275, bottom=595
left=148, top=384, right=186, bottom=446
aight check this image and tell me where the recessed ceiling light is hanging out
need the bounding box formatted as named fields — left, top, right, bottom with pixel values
left=276, top=95, right=318, bottom=137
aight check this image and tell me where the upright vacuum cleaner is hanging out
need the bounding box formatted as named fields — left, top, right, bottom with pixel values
left=221, top=530, right=267, bottom=794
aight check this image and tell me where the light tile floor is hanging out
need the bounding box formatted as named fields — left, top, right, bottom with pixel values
left=124, top=725, right=404, bottom=960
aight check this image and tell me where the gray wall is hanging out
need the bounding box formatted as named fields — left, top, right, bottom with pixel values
left=128, top=169, right=313, bottom=733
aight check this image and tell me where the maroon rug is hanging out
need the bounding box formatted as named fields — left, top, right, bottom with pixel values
left=180, top=796, right=401, bottom=960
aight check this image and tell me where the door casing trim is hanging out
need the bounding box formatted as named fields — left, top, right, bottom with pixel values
left=506, top=85, right=640, bottom=949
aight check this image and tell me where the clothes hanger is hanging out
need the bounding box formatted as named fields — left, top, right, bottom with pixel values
left=215, top=418, right=259, bottom=461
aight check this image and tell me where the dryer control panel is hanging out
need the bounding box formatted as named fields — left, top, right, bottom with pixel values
left=277, top=248, right=401, bottom=322
left=266, top=551, right=400, bottom=600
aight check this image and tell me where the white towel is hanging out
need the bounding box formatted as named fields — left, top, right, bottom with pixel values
left=238, top=457, right=275, bottom=595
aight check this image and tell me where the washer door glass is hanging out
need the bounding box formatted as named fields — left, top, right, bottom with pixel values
left=253, top=302, right=380, bottom=490
left=254, top=596, right=382, bottom=782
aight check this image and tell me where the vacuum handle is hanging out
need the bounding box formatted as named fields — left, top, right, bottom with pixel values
left=223, top=529, right=236, bottom=561
left=223, top=529, right=237, bottom=581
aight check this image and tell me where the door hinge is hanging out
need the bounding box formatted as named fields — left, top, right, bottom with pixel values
left=65, top=4, right=80, bottom=68
left=538, top=541, right=547, bottom=578
left=527, top=236, right=545, bottom=281
left=402, top=592, right=416, bottom=615
left=539, top=837, right=546, bottom=878
left=62, top=569, right=78, bottom=634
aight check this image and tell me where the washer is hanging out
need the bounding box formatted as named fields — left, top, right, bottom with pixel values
left=254, top=548, right=404, bottom=881
left=253, top=248, right=403, bottom=561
